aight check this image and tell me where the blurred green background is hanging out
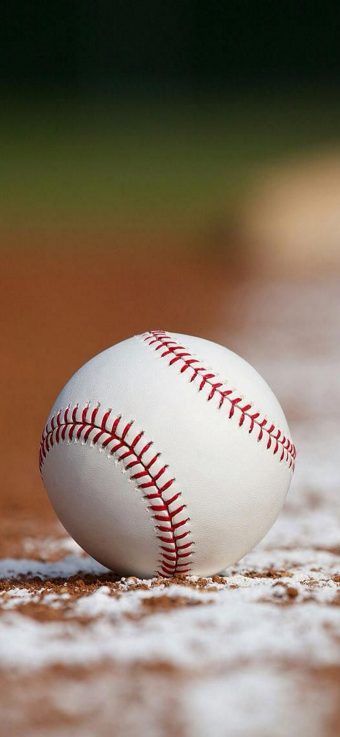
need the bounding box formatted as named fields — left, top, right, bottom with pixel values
left=1, top=1, right=340, bottom=232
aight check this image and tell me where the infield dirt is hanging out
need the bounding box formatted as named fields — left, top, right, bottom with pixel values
left=1, top=233, right=339, bottom=737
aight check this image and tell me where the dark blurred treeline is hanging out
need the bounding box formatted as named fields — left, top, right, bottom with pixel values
left=1, top=1, right=340, bottom=96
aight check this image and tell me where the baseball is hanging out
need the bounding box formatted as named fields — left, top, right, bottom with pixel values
left=40, top=330, right=296, bottom=577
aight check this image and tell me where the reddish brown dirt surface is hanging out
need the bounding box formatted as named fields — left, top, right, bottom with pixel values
left=1, top=229, right=237, bottom=535
left=1, top=234, right=339, bottom=737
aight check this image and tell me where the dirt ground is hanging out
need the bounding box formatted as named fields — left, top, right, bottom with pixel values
left=1, top=230, right=238, bottom=526
left=0, top=232, right=339, bottom=737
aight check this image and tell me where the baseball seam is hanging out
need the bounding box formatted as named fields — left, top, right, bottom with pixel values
left=39, top=404, right=194, bottom=577
left=142, top=330, right=296, bottom=470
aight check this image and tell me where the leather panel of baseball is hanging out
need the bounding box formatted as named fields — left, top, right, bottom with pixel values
left=40, top=331, right=295, bottom=577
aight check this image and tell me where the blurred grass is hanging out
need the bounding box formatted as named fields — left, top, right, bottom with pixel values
left=1, top=91, right=340, bottom=230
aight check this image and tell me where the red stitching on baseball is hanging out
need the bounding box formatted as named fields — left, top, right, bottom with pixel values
left=143, top=330, right=296, bottom=470
left=39, top=405, right=194, bottom=578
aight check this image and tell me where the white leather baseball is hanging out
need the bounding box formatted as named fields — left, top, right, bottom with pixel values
left=40, top=330, right=296, bottom=578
